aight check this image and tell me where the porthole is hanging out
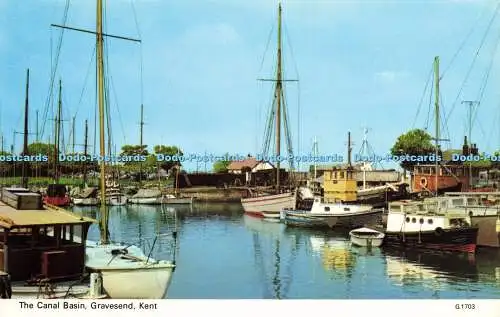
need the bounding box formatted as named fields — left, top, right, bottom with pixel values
left=405, top=217, right=410, bottom=223
left=324, top=207, right=330, bottom=211
left=428, top=219, right=433, bottom=225
left=419, top=218, right=424, bottom=224
left=411, top=218, right=416, bottom=223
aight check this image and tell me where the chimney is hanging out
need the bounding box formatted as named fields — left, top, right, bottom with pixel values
left=462, top=136, right=469, bottom=155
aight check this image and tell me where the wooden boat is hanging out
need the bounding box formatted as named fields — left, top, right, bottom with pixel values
left=349, top=227, right=385, bottom=247
left=384, top=200, right=478, bottom=253
left=283, top=197, right=382, bottom=229
left=0, top=193, right=101, bottom=299
left=426, top=193, right=500, bottom=248
left=43, top=183, right=71, bottom=207
left=72, top=187, right=99, bottom=206
left=128, top=189, right=162, bottom=205
left=241, top=3, right=303, bottom=218
left=162, top=194, right=193, bottom=205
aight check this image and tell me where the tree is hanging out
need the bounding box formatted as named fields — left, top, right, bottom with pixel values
left=390, top=129, right=436, bottom=170
left=154, top=145, right=183, bottom=172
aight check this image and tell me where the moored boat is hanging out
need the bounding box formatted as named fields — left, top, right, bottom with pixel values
left=162, top=194, right=193, bottom=205
left=241, top=190, right=296, bottom=218
left=43, top=183, right=71, bottom=207
left=128, top=188, right=162, bottom=205
left=283, top=197, right=382, bottom=229
left=384, top=200, right=479, bottom=253
left=349, top=227, right=385, bottom=247
left=73, top=187, right=99, bottom=206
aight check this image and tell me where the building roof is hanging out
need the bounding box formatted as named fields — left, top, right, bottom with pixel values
left=0, top=201, right=97, bottom=229
left=227, top=157, right=259, bottom=170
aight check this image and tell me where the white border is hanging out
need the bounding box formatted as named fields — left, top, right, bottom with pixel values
left=1, top=299, right=497, bottom=316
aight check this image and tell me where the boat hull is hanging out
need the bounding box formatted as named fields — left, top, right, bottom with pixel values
left=162, top=197, right=193, bottom=205
left=384, top=227, right=479, bottom=253
left=92, top=264, right=174, bottom=299
left=72, top=197, right=99, bottom=206
left=107, top=195, right=128, bottom=206
left=241, top=192, right=295, bottom=217
left=44, top=196, right=71, bottom=207
left=284, top=209, right=382, bottom=229
left=11, top=283, right=94, bottom=299
left=128, top=197, right=162, bottom=205
left=470, top=215, right=500, bottom=248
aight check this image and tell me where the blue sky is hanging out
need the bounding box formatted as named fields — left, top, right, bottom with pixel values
left=1, top=0, right=500, bottom=172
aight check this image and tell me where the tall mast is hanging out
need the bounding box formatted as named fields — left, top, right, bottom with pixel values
left=275, top=2, right=283, bottom=192
left=83, top=119, right=89, bottom=186
left=53, top=79, right=62, bottom=184
left=139, top=104, right=144, bottom=185
left=434, top=56, right=439, bottom=196
left=97, top=0, right=109, bottom=244
left=72, top=115, right=76, bottom=153
left=21, top=69, right=30, bottom=188
left=347, top=131, right=352, bottom=167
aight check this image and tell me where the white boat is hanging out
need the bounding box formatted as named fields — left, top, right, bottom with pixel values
left=385, top=200, right=479, bottom=253
left=349, top=227, right=384, bottom=247
left=241, top=190, right=296, bottom=217
left=85, top=241, right=175, bottom=299
left=106, top=187, right=128, bottom=206
left=284, top=197, right=381, bottom=229
left=72, top=187, right=99, bottom=206
left=129, top=189, right=162, bottom=205
left=76, top=0, right=178, bottom=299
left=162, top=194, right=193, bottom=205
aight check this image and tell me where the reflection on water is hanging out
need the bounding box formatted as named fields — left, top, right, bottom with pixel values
left=71, top=203, right=500, bottom=299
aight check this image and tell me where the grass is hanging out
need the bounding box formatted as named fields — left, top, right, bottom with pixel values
left=0, top=177, right=173, bottom=188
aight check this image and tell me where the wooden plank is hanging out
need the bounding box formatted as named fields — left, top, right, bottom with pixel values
left=1, top=188, right=42, bottom=210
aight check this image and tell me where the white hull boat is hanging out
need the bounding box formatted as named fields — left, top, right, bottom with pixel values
left=107, top=195, right=128, bottom=206
left=85, top=242, right=175, bottom=299
left=128, top=196, right=162, bottom=205
left=349, top=227, right=385, bottom=247
left=284, top=197, right=381, bottom=229
left=162, top=194, right=193, bottom=205
left=241, top=191, right=295, bottom=217
left=73, top=197, right=99, bottom=206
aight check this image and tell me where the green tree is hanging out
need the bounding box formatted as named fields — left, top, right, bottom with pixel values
left=154, top=145, right=183, bottom=172
left=390, top=129, right=436, bottom=170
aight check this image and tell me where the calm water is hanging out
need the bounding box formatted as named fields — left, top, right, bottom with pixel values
left=72, top=203, right=500, bottom=299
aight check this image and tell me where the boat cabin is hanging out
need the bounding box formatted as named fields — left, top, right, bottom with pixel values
left=323, top=166, right=357, bottom=203
left=387, top=200, right=470, bottom=233
left=0, top=201, right=96, bottom=282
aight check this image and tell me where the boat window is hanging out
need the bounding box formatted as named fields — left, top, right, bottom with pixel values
left=411, top=218, right=416, bottom=223
left=428, top=219, right=433, bottom=224
left=419, top=218, right=424, bottom=224
left=324, top=207, right=330, bottom=211
left=405, top=217, right=410, bottom=223
left=344, top=207, right=350, bottom=211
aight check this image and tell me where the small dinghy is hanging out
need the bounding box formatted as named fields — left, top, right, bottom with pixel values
left=349, top=227, right=385, bottom=247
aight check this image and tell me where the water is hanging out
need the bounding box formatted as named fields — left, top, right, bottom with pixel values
left=72, top=203, right=500, bottom=299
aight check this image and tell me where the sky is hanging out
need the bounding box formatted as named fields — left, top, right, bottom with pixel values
left=1, top=0, right=500, bottom=172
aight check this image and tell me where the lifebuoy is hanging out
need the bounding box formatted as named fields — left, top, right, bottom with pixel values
left=420, top=177, right=428, bottom=187
left=435, top=227, right=444, bottom=236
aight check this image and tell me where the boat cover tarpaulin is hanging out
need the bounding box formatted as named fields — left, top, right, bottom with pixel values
left=132, top=188, right=161, bottom=198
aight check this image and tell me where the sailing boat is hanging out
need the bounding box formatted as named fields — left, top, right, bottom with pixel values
left=62, top=0, right=177, bottom=298
left=43, top=79, right=71, bottom=207
left=241, top=2, right=306, bottom=218
left=73, top=120, right=100, bottom=206
left=163, top=163, right=194, bottom=205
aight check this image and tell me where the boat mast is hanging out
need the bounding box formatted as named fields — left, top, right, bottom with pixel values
left=53, top=79, right=62, bottom=184
left=139, top=104, right=144, bottom=185
left=83, top=119, right=88, bottom=186
left=97, top=0, right=109, bottom=244
left=21, top=69, right=30, bottom=189
left=275, top=2, right=283, bottom=193
left=434, top=56, right=439, bottom=197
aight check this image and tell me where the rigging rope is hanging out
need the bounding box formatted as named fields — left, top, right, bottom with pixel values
left=412, top=63, right=433, bottom=128
left=444, top=2, right=500, bottom=129
left=40, top=0, right=71, bottom=139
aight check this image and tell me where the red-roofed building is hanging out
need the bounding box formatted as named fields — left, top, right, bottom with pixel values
left=227, top=157, right=274, bottom=174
